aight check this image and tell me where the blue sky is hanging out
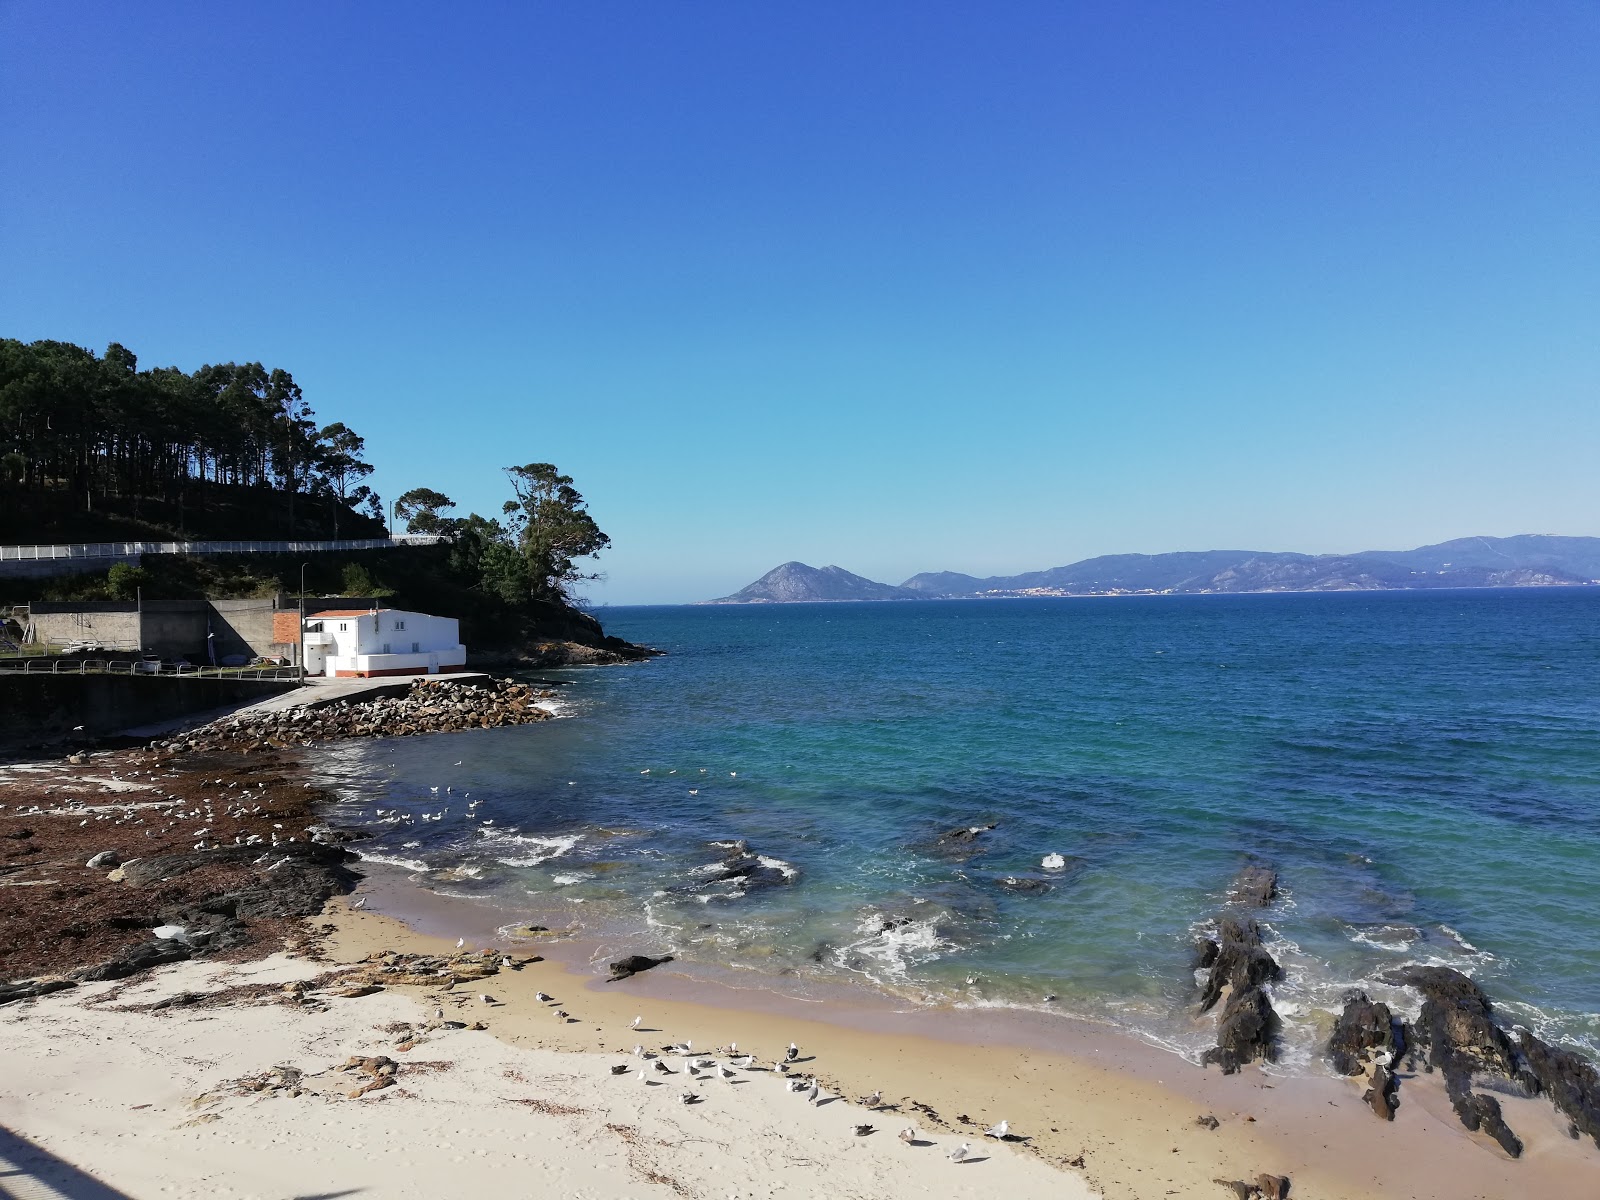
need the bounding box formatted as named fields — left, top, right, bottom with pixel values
left=2, top=3, right=1596, bottom=604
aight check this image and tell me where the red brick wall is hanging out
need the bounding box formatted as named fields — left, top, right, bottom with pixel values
left=271, top=611, right=300, bottom=646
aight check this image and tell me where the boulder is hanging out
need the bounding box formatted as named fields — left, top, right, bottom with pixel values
left=1227, top=864, right=1278, bottom=908
left=85, top=850, right=122, bottom=869
left=1198, top=917, right=1282, bottom=1074
left=995, top=876, right=1052, bottom=895
left=1516, top=1028, right=1600, bottom=1150
left=1363, top=1064, right=1398, bottom=1120
left=609, top=954, right=673, bottom=981
left=1460, top=1092, right=1522, bottom=1158
left=69, top=938, right=191, bottom=982
left=1197, top=918, right=1281, bottom=1013
left=0, top=977, right=77, bottom=1004
left=1328, top=991, right=1402, bottom=1076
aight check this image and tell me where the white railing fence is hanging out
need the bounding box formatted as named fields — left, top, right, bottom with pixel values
left=0, top=535, right=443, bottom=562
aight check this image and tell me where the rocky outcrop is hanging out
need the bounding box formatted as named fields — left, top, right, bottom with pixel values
left=1328, top=991, right=1404, bottom=1120
left=609, top=954, right=672, bottom=981
left=1517, top=1028, right=1600, bottom=1149
left=1380, top=966, right=1526, bottom=1155
left=1227, top=865, right=1278, bottom=908
left=153, top=677, right=555, bottom=755
left=1328, top=991, right=1403, bottom=1076
left=1197, top=917, right=1283, bottom=1073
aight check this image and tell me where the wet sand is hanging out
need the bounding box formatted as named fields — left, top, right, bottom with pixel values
left=329, top=868, right=1600, bottom=1200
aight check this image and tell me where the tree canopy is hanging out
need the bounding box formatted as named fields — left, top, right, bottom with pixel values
left=0, top=338, right=382, bottom=536
left=397, top=464, right=610, bottom=604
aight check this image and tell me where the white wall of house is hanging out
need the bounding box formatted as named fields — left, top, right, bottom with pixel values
left=304, top=609, right=466, bottom=677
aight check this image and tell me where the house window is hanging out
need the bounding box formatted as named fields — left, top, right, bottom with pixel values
left=394, top=619, right=406, bottom=630
left=339, top=623, right=348, bottom=632
left=412, top=641, right=420, bottom=653
left=382, top=643, right=390, bottom=654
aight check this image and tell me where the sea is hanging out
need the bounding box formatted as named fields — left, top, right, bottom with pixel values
left=308, top=588, right=1600, bottom=1071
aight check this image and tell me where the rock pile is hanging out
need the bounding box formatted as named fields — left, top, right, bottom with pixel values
left=153, top=678, right=555, bottom=754
left=1195, top=864, right=1284, bottom=1074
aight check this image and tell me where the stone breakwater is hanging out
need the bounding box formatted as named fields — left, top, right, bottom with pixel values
left=153, top=677, right=557, bottom=754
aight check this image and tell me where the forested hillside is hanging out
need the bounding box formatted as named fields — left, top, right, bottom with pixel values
left=0, top=338, right=383, bottom=541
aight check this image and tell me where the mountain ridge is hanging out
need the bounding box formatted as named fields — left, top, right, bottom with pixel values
left=705, top=536, right=1600, bottom=603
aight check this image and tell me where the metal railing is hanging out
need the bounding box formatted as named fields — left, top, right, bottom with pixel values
left=0, top=535, right=443, bottom=562
left=0, top=657, right=301, bottom=680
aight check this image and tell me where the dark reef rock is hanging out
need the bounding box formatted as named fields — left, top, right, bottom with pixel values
left=68, top=938, right=193, bottom=983
left=1517, top=1028, right=1600, bottom=1150
left=1227, top=864, right=1278, bottom=908
left=609, top=954, right=673, bottom=981
left=1190, top=937, right=1220, bottom=971
left=1364, top=1064, right=1398, bottom=1120
left=994, top=876, right=1052, bottom=895
left=1380, top=966, right=1528, bottom=1153
left=1198, top=918, right=1282, bottom=1013
left=0, top=977, right=77, bottom=1004
left=1197, top=917, right=1282, bottom=1074
left=1328, top=991, right=1403, bottom=1076
left=1202, top=980, right=1282, bottom=1074
left=936, top=822, right=997, bottom=847
left=1460, top=1092, right=1522, bottom=1158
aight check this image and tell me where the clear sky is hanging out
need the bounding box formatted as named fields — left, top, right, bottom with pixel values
left=2, top=3, right=1596, bottom=604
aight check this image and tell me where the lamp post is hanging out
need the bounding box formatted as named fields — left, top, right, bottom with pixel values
left=298, top=563, right=309, bottom=683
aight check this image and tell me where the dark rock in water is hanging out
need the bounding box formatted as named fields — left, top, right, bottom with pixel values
left=1328, top=991, right=1403, bottom=1076
left=1227, top=864, right=1278, bottom=908
left=1197, top=918, right=1281, bottom=1013
left=994, top=876, right=1051, bottom=895
left=1190, top=937, right=1219, bottom=971
left=935, top=822, right=997, bottom=848
left=609, top=954, right=673, bottom=981
left=686, top=841, right=797, bottom=894
left=1381, top=965, right=1529, bottom=1151
left=1202, top=980, right=1281, bottom=1074
left=1460, top=1092, right=1522, bottom=1158
left=1197, top=917, right=1282, bottom=1074
left=69, top=938, right=192, bottom=982
left=1380, top=966, right=1520, bottom=1081
left=1364, top=1064, right=1398, bottom=1120
left=1517, top=1028, right=1600, bottom=1150
left=0, top=977, right=77, bottom=1004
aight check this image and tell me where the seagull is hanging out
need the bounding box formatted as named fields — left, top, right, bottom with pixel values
left=554, top=1010, right=569, bottom=1020
left=808, top=1082, right=824, bottom=1104
left=456, top=937, right=466, bottom=949
left=501, top=956, right=512, bottom=967
left=687, top=1065, right=701, bottom=1077
left=898, top=1128, right=916, bottom=1144
left=863, top=1090, right=881, bottom=1108
left=631, top=1015, right=642, bottom=1029
left=854, top=1124, right=875, bottom=1137
left=434, top=1007, right=445, bottom=1020
left=429, top=786, right=439, bottom=793
left=453, top=761, right=462, bottom=767
left=653, top=1060, right=674, bottom=1075
left=717, top=1064, right=736, bottom=1081
left=633, top=1045, right=645, bottom=1059
left=688, top=790, right=698, bottom=796
left=983, top=1119, right=1009, bottom=1139
left=536, top=992, right=553, bottom=1002
left=965, top=975, right=978, bottom=986
left=786, top=1042, right=799, bottom=1061
left=478, top=993, right=494, bottom=1004
left=610, top=1064, right=629, bottom=1075
left=640, top=1067, right=650, bottom=1086
left=949, top=1143, right=971, bottom=1163
left=679, top=1091, right=699, bottom=1104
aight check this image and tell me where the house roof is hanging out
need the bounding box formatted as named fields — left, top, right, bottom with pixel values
left=309, top=608, right=389, bottom=618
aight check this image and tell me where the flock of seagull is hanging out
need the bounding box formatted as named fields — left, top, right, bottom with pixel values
left=462, top=972, right=1015, bottom=1165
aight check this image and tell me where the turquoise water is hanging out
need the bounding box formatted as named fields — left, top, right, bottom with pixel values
left=312, top=589, right=1600, bottom=1068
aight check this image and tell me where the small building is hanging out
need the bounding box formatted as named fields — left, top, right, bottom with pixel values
left=300, top=608, right=466, bottom=678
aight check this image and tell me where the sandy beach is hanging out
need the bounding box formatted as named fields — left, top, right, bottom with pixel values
left=3, top=748, right=1599, bottom=1199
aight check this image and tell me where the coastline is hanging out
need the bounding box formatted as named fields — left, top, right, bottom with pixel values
left=4, top=717, right=1599, bottom=1196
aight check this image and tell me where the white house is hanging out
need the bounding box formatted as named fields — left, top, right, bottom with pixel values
left=301, top=608, right=467, bottom=678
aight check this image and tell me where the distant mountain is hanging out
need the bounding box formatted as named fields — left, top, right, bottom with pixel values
left=705, top=562, right=919, bottom=604
left=706, top=536, right=1600, bottom=604
left=899, top=535, right=1600, bottom=598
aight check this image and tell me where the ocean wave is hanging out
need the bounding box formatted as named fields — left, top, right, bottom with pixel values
left=479, top=829, right=583, bottom=867
left=1346, top=924, right=1423, bottom=952
left=836, top=912, right=955, bottom=982
left=353, top=850, right=431, bottom=872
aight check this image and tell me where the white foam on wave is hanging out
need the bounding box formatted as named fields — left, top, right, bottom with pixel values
left=838, top=913, right=954, bottom=982
left=478, top=829, right=583, bottom=867
left=757, top=855, right=800, bottom=880
left=1346, top=925, right=1422, bottom=952
left=551, top=873, right=587, bottom=886
left=353, top=850, right=431, bottom=872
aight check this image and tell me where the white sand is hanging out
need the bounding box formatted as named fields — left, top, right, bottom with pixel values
left=1, top=953, right=1094, bottom=1200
